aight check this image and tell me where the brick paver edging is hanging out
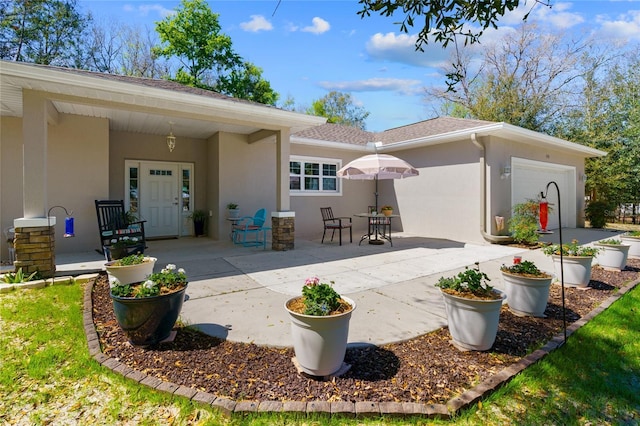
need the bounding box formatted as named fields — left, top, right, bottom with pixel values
left=83, top=276, right=640, bottom=419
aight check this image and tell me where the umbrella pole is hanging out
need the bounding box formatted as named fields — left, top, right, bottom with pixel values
left=375, top=176, right=379, bottom=212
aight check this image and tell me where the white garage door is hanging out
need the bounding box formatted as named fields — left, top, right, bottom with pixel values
left=511, top=158, right=576, bottom=230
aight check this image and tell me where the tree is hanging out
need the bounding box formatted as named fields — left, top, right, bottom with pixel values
left=153, top=0, right=277, bottom=104
left=217, top=62, right=279, bottom=105
left=426, top=23, right=593, bottom=133
left=556, top=48, right=640, bottom=210
left=357, top=0, right=551, bottom=49
left=0, top=0, right=88, bottom=65
left=307, top=91, right=370, bottom=130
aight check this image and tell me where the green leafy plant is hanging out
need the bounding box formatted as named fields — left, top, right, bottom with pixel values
left=435, top=262, right=498, bottom=299
left=226, top=203, right=238, bottom=210
left=110, top=263, right=187, bottom=298
left=501, top=260, right=551, bottom=278
left=380, top=205, right=393, bottom=211
left=109, top=236, right=141, bottom=249
left=1, top=267, right=40, bottom=283
left=598, top=239, right=622, bottom=245
left=542, top=239, right=601, bottom=257
left=585, top=200, right=611, bottom=228
left=189, top=209, right=208, bottom=222
left=110, top=253, right=146, bottom=266
left=508, top=200, right=541, bottom=245
left=628, top=231, right=640, bottom=237
left=301, top=276, right=342, bottom=316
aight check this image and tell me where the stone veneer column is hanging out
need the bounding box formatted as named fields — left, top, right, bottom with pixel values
left=13, top=218, right=57, bottom=278
left=271, top=211, right=295, bottom=251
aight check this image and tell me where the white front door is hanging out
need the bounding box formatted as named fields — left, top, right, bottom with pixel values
left=140, top=162, right=180, bottom=238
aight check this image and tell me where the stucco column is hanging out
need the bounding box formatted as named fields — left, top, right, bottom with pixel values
left=272, top=129, right=295, bottom=250
left=13, top=90, right=55, bottom=277
left=22, top=90, right=48, bottom=218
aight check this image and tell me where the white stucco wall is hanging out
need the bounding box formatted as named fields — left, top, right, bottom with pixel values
left=1, top=113, right=109, bottom=254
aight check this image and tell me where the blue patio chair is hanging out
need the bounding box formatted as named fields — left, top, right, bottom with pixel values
left=232, top=208, right=271, bottom=249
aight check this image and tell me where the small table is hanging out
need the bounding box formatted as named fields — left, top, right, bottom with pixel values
left=226, top=217, right=241, bottom=240
left=354, top=213, right=398, bottom=246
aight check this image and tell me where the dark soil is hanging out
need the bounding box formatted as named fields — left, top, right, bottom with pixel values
left=91, top=259, right=640, bottom=405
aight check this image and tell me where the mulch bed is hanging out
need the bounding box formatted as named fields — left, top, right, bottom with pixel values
left=91, top=258, right=640, bottom=405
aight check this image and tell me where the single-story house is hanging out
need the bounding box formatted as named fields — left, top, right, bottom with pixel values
left=0, top=60, right=606, bottom=274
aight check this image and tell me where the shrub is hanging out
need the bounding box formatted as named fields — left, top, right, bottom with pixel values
left=508, top=200, right=540, bottom=245
left=585, top=200, right=610, bottom=228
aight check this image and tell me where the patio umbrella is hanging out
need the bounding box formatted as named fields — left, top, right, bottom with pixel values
left=337, top=153, right=419, bottom=211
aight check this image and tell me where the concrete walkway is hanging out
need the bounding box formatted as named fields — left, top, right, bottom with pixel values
left=48, top=227, right=626, bottom=347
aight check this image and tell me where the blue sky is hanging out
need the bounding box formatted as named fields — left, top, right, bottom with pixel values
left=79, top=1, right=640, bottom=131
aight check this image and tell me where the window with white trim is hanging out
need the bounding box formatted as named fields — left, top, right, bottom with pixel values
left=290, top=156, right=341, bottom=194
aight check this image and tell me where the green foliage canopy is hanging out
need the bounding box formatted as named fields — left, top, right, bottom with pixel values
left=307, top=91, right=370, bottom=130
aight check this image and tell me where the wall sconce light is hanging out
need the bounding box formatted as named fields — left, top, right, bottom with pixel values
left=501, top=165, right=511, bottom=179
left=580, top=174, right=587, bottom=182
left=167, top=121, right=176, bottom=152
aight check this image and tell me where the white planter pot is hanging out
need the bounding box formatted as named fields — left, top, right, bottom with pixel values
left=228, top=209, right=240, bottom=219
left=620, top=236, right=640, bottom=259
left=285, top=296, right=355, bottom=376
left=440, top=289, right=505, bottom=351
left=105, top=257, right=156, bottom=285
left=550, top=255, right=593, bottom=288
left=501, top=272, right=553, bottom=317
left=594, top=243, right=630, bottom=271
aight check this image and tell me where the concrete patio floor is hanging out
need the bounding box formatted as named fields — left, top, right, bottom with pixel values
left=33, top=227, right=628, bottom=347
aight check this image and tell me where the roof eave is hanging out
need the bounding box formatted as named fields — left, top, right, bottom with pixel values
left=1, top=61, right=326, bottom=132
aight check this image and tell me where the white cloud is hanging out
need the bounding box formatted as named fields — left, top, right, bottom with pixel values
left=302, top=17, right=330, bottom=34
left=240, top=15, right=273, bottom=32
left=494, top=1, right=583, bottom=29
left=596, top=10, right=640, bottom=42
left=365, top=32, right=452, bottom=68
left=128, top=4, right=174, bottom=18
left=317, top=78, right=423, bottom=96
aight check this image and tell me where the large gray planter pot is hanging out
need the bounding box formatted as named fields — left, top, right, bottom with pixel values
left=619, top=235, right=640, bottom=259
left=111, top=285, right=187, bottom=346
left=285, top=296, right=355, bottom=376
left=440, top=289, right=506, bottom=351
left=594, top=243, right=630, bottom=271
left=501, top=271, right=553, bottom=317
left=550, top=255, right=593, bottom=288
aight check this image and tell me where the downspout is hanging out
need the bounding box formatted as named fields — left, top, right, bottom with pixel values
left=470, top=133, right=513, bottom=244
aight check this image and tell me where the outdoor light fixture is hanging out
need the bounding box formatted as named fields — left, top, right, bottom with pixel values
left=500, top=165, right=511, bottom=179
left=167, top=121, right=176, bottom=152
left=539, top=182, right=567, bottom=343
left=580, top=173, right=587, bottom=182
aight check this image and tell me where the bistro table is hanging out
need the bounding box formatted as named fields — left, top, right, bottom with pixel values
left=354, top=212, right=399, bottom=246
left=226, top=217, right=241, bottom=240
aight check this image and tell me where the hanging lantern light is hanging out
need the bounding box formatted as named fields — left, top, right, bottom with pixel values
left=167, top=121, right=176, bottom=152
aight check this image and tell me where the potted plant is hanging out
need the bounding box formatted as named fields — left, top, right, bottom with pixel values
left=110, top=262, right=188, bottom=346
left=508, top=199, right=544, bottom=246
left=105, top=253, right=156, bottom=285
left=380, top=205, right=394, bottom=217
left=435, top=263, right=506, bottom=351
left=189, top=209, right=208, bottom=236
left=500, top=260, right=553, bottom=317
left=284, top=276, right=356, bottom=377
left=542, top=240, right=600, bottom=288
left=103, top=236, right=143, bottom=261
left=226, top=203, right=240, bottom=219
left=620, top=231, right=640, bottom=259
left=594, top=238, right=630, bottom=271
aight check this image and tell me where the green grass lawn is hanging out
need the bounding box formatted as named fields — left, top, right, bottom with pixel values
left=1, top=279, right=639, bottom=425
